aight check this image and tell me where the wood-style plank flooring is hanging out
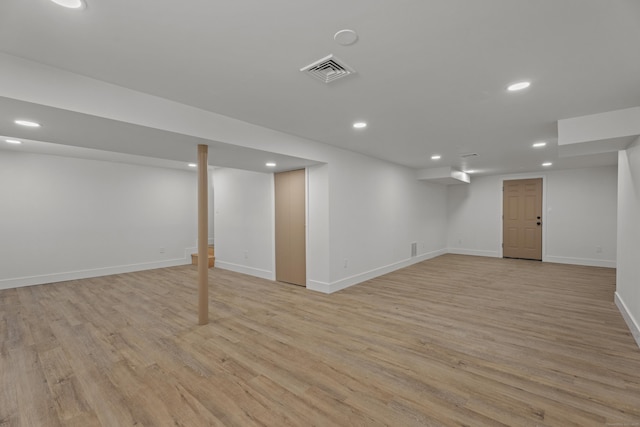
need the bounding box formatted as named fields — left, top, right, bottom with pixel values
left=1, top=254, right=639, bottom=426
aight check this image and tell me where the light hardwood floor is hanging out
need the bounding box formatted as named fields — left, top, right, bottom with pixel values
left=1, top=254, right=639, bottom=426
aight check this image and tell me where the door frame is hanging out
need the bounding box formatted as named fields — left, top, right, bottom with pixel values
left=498, top=174, right=547, bottom=261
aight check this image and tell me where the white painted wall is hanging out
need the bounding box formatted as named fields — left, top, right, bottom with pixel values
left=0, top=150, right=198, bottom=289
left=212, top=168, right=275, bottom=280
left=0, top=53, right=451, bottom=294
left=324, top=151, right=448, bottom=292
left=0, top=54, right=451, bottom=293
left=446, top=177, right=502, bottom=258
left=211, top=154, right=449, bottom=294
left=208, top=171, right=215, bottom=244
left=307, top=164, right=330, bottom=286
left=545, top=166, right=617, bottom=266
left=0, top=55, right=627, bottom=297
left=616, top=138, right=640, bottom=347
left=447, top=166, right=618, bottom=267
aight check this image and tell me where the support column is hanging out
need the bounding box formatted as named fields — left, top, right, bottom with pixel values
left=197, top=144, right=209, bottom=325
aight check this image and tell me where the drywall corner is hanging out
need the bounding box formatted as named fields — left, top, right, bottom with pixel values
left=615, top=292, right=640, bottom=349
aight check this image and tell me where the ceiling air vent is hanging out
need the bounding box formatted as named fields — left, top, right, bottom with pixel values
left=460, top=153, right=479, bottom=159
left=300, top=54, right=356, bottom=84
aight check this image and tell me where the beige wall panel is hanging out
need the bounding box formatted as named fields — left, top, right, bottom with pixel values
left=275, top=169, right=306, bottom=286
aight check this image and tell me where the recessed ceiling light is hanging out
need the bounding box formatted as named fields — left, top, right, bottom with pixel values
left=353, top=122, right=367, bottom=129
left=188, top=163, right=197, bottom=168
left=5, top=139, right=22, bottom=144
left=533, top=141, right=547, bottom=148
left=265, top=162, right=277, bottom=167
left=464, top=170, right=475, bottom=174
left=50, top=0, right=86, bottom=9
left=14, top=119, right=41, bottom=128
left=507, top=81, right=531, bottom=92
left=431, top=155, right=441, bottom=160
left=542, top=162, right=552, bottom=167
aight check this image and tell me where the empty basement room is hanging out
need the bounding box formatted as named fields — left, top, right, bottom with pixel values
left=1, top=1, right=640, bottom=426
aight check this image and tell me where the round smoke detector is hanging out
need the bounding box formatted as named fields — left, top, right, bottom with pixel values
left=334, top=29, right=358, bottom=46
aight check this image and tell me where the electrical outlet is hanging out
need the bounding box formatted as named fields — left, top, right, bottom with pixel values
left=596, top=246, right=602, bottom=253
left=244, top=250, right=248, bottom=259
left=159, top=247, right=165, bottom=254
left=458, top=239, right=462, bottom=245
left=343, top=259, right=348, bottom=268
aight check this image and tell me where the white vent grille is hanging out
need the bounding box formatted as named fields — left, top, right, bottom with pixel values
left=460, top=153, right=479, bottom=158
left=300, top=54, right=356, bottom=84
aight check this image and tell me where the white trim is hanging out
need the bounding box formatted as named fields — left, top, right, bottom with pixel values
left=544, top=255, right=616, bottom=268
left=447, top=248, right=500, bottom=258
left=270, top=172, right=277, bottom=283
left=304, top=168, right=309, bottom=288
left=446, top=249, right=615, bottom=267
left=215, top=260, right=275, bottom=281
left=307, top=249, right=447, bottom=294
left=615, top=292, right=640, bottom=349
left=0, top=257, right=191, bottom=290
left=209, top=171, right=215, bottom=246
left=306, top=280, right=332, bottom=293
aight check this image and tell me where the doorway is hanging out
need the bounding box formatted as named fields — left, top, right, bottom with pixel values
left=274, top=169, right=306, bottom=286
left=503, top=178, right=543, bottom=260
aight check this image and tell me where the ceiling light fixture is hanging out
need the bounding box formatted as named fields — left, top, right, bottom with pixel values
left=533, top=141, right=547, bottom=148
left=542, top=162, right=552, bottom=167
left=188, top=163, right=197, bottom=168
left=5, top=139, right=22, bottom=144
left=265, top=162, right=277, bottom=167
left=14, top=119, right=41, bottom=128
left=431, top=155, right=441, bottom=160
left=464, top=170, right=476, bottom=174
left=334, top=29, right=359, bottom=46
left=50, top=0, right=86, bottom=9
left=353, top=122, right=367, bottom=129
left=507, top=81, right=531, bottom=92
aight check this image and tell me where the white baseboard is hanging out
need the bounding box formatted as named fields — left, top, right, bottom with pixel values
left=615, top=292, right=640, bottom=349
left=306, top=280, right=332, bottom=293
left=544, top=255, right=616, bottom=268
left=447, top=248, right=500, bottom=258
left=215, top=261, right=275, bottom=281
left=307, top=248, right=447, bottom=294
left=0, top=257, right=192, bottom=291
left=446, top=249, right=617, bottom=268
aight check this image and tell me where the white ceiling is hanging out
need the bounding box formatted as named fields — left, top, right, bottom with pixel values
left=1, top=0, right=639, bottom=175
